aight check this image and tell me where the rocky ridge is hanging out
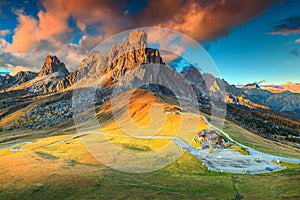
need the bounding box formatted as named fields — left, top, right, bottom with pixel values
left=71, top=29, right=164, bottom=88
left=24, top=30, right=165, bottom=93
left=261, top=82, right=300, bottom=93
left=0, top=71, right=37, bottom=90
left=1, top=29, right=300, bottom=133
left=19, top=100, right=73, bottom=129
left=242, top=83, right=260, bottom=89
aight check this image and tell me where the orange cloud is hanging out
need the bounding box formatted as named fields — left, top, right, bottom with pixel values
left=155, top=0, right=274, bottom=41
left=2, top=0, right=275, bottom=72
left=6, top=0, right=274, bottom=53
left=6, top=0, right=127, bottom=53
left=5, top=11, right=40, bottom=52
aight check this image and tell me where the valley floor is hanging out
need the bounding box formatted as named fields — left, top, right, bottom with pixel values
left=0, top=133, right=300, bottom=200
left=1, top=89, right=300, bottom=199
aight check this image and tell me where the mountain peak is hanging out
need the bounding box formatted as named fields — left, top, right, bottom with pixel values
left=38, top=55, right=69, bottom=77
left=242, top=83, right=260, bottom=89
left=75, top=30, right=164, bottom=87
left=127, top=29, right=147, bottom=49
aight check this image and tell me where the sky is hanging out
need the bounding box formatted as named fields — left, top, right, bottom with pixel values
left=0, top=0, right=299, bottom=85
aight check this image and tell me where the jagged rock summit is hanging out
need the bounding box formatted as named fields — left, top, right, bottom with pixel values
left=38, top=55, right=69, bottom=77
left=242, top=83, right=260, bottom=89
left=72, top=29, right=164, bottom=88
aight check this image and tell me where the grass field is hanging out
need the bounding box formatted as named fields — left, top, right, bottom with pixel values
left=1, top=89, right=300, bottom=199
left=222, top=120, right=300, bottom=159
left=0, top=134, right=299, bottom=200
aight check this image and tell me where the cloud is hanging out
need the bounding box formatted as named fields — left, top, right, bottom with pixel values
left=5, top=11, right=40, bottom=52
left=135, top=0, right=274, bottom=41
left=7, top=0, right=275, bottom=48
left=258, top=80, right=266, bottom=84
left=0, top=29, right=10, bottom=36
left=290, top=48, right=299, bottom=56
left=269, top=15, right=300, bottom=35
left=2, top=0, right=130, bottom=71
left=0, top=38, right=8, bottom=49
left=6, top=0, right=128, bottom=53
left=1, top=0, right=274, bottom=73
left=0, top=30, right=10, bottom=50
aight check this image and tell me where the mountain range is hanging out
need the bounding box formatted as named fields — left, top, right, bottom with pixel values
left=261, top=82, right=300, bottom=93
left=0, top=30, right=299, bottom=143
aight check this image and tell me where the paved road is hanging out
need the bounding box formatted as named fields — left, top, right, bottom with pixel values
left=4, top=112, right=297, bottom=174
left=45, top=115, right=300, bottom=166
left=154, top=93, right=300, bottom=164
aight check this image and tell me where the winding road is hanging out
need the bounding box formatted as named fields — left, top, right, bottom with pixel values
left=40, top=114, right=300, bottom=174
left=3, top=114, right=299, bottom=174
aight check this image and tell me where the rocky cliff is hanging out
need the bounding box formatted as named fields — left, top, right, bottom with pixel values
left=43, top=30, right=165, bottom=91
left=75, top=30, right=164, bottom=87
left=3, top=29, right=299, bottom=117
left=38, top=55, right=69, bottom=77
left=2, top=30, right=167, bottom=93
left=242, top=83, right=260, bottom=89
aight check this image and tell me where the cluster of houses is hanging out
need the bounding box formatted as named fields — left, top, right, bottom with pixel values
left=196, top=129, right=230, bottom=149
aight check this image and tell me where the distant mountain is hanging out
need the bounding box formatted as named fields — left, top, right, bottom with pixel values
left=261, top=82, right=300, bottom=93
left=225, top=94, right=270, bottom=110
left=242, top=83, right=260, bottom=89
left=2, top=30, right=299, bottom=118
left=0, top=71, right=37, bottom=90
left=180, top=67, right=268, bottom=110
left=5, top=55, right=70, bottom=93
left=0, top=29, right=299, bottom=144
left=243, top=88, right=300, bottom=115
left=179, top=67, right=300, bottom=119
left=180, top=66, right=228, bottom=100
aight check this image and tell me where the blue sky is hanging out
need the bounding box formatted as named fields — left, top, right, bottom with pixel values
left=0, top=0, right=299, bottom=85
left=206, top=1, right=300, bottom=85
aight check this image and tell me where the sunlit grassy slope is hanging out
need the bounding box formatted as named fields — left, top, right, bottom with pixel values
left=98, top=89, right=208, bottom=144
left=0, top=134, right=300, bottom=199
left=222, top=120, right=300, bottom=159
left=1, top=89, right=300, bottom=199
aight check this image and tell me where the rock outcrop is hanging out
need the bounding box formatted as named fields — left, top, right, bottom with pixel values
left=48, top=30, right=165, bottom=90
left=80, top=29, right=164, bottom=87
left=2, top=30, right=165, bottom=93
left=38, top=55, right=69, bottom=77
left=225, top=93, right=270, bottom=110
left=180, top=66, right=229, bottom=101
left=242, top=83, right=260, bottom=89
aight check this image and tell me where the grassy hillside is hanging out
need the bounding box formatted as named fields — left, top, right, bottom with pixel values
left=1, top=89, right=300, bottom=199
left=223, top=120, right=300, bottom=159
left=0, top=134, right=299, bottom=200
